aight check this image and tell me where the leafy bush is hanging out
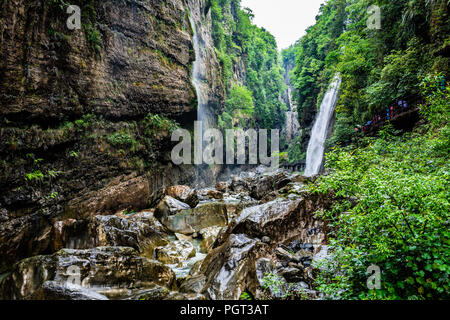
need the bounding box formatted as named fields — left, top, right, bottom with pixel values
left=143, top=113, right=179, bottom=139
left=107, top=131, right=135, bottom=148
left=261, top=273, right=293, bottom=300
left=25, top=170, right=45, bottom=182
left=311, top=121, right=450, bottom=300
left=419, top=73, right=449, bottom=128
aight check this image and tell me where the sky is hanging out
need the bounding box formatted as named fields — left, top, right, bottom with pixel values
left=240, top=0, right=326, bottom=50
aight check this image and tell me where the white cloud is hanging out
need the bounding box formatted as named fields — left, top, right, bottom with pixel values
left=240, top=0, right=326, bottom=50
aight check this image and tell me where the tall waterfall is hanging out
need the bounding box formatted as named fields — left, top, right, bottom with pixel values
left=188, top=10, right=212, bottom=129
left=304, top=75, right=341, bottom=177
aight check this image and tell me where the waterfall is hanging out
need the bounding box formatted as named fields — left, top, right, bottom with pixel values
left=187, top=1, right=220, bottom=186
left=283, top=86, right=300, bottom=144
left=304, top=75, right=341, bottom=177
left=188, top=5, right=213, bottom=129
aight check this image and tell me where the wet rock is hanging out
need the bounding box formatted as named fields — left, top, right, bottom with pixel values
left=215, top=182, right=229, bottom=193
left=184, top=191, right=200, bottom=208
left=302, top=259, right=312, bottom=268
left=87, top=212, right=170, bottom=258
left=0, top=213, right=53, bottom=273
left=179, top=274, right=207, bottom=294
left=155, top=196, right=191, bottom=220
left=231, top=194, right=331, bottom=245
left=223, top=199, right=258, bottom=221
left=260, top=191, right=278, bottom=204
left=279, top=267, right=303, bottom=283
left=122, top=285, right=170, bottom=300
left=207, top=190, right=223, bottom=200
left=275, top=247, right=295, bottom=262
left=166, top=186, right=191, bottom=201
left=29, top=281, right=109, bottom=300
left=166, top=186, right=199, bottom=208
left=261, top=236, right=271, bottom=244
left=164, top=292, right=206, bottom=300
left=199, top=234, right=262, bottom=300
left=155, top=240, right=196, bottom=264
left=250, top=178, right=273, bottom=200
left=295, top=249, right=313, bottom=260
left=66, top=175, right=152, bottom=219
left=288, top=241, right=314, bottom=253
left=175, top=233, right=192, bottom=242
left=230, top=177, right=249, bottom=193
left=250, top=172, right=291, bottom=200
left=232, top=199, right=301, bottom=241
left=194, top=190, right=333, bottom=300
left=199, top=227, right=222, bottom=253
left=161, top=203, right=228, bottom=235
left=188, top=260, right=203, bottom=277
left=0, top=247, right=176, bottom=300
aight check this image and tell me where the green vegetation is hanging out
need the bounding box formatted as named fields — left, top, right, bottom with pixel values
left=219, top=84, right=254, bottom=129
left=47, top=0, right=102, bottom=54
left=261, top=272, right=290, bottom=299
left=239, top=292, right=253, bottom=300
left=24, top=170, right=45, bottom=183
left=284, top=0, right=449, bottom=147
left=143, top=113, right=179, bottom=141
left=209, top=0, right=286, bottom=130
left=276, top=0, right=450, bottom=300
left=107, top=131, right=136, bottom=148
left=310, top=81, right=449, bottom=300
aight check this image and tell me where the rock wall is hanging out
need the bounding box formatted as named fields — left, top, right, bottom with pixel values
left=0, top=0, right=224, bottom=271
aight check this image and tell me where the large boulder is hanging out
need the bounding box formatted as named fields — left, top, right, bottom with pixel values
left=155, top=196, right=191, bottom=220
left=166, top=186, right=199, bottom=208
left=179, top=274, right=207, bottom=294
left=49, top=212, right=170, bottom=258
left=194, top=191, right=333, bottom=300
left=215, top=181, right=229, bottom=193
left=198, top=234, right=265, bottom=300
left=88, top=213, right=170, bottom=258
left=230, top=177, right=250, bottom=193
left=29, top=281, right=109, bottom=300
left=155, top=240, right=196, bottom=264
left=199, top=226, right=223, bottom=253
left=161, top=203, right=228, bottom=235
left=0, top=247, right=176, bottom=300
left=231, top=195, right=330, bottom=246
left=249, top=172, right=291, bottom=200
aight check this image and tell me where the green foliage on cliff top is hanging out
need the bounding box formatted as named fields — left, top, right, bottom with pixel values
left=284, top=0, right=449, bottom=147
left=209, top=0, right=286, bottom=130
left=310, top=83, right=450, bottom=300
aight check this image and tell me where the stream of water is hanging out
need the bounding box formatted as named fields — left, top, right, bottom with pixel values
left=304, top=75, right=341, bottom=177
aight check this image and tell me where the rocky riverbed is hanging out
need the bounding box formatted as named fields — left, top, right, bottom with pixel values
left=0, top=166, right=333, bottom=300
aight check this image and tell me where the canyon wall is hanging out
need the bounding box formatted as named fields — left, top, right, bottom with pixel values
left=0, top=0, right=224, bottom=271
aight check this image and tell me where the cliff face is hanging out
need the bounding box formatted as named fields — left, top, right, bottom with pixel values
left=0, top=0, right=197, bottom=120
left=282, top=62, right=300, bottom=145
left=0, top=0, right=224, bottom=271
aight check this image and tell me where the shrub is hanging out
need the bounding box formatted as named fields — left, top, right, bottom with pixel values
left=311, top=121, right=450, bottom=300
